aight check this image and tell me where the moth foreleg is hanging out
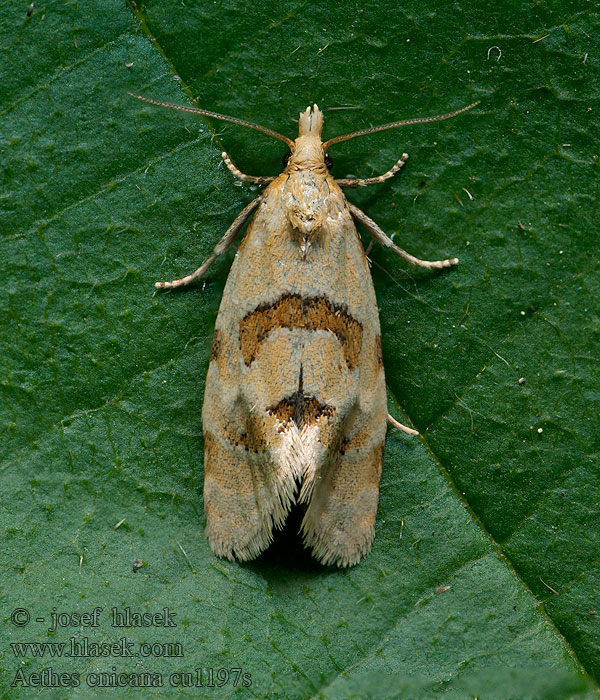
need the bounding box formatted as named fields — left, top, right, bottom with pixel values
left=336, top=153, right=408, bottom=188
left=155, top=195, right=264, bottom=289
left=387, top=413, right=419, bottom=436
left=348, top=203, right=459, bottom=269
left=221, top=152, right=276, bottom=185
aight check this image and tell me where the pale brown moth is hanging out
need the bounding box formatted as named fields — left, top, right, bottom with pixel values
left=130, top=93, right=478, bottom=567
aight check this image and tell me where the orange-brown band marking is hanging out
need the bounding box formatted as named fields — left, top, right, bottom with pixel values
left=239, top=294, right=363, bottom=369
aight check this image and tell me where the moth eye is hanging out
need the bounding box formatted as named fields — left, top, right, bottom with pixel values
left=282, top=150, right=292, bottom=167
left=324, top=152, right=333, bottom=170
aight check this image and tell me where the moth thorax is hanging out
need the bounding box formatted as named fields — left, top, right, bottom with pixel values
left=284, top=171, right=329, bottom=240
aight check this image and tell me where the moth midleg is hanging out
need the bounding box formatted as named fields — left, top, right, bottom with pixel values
left=221, top=152, right=275, bottom=185
left=335, top=153, right=408, bottom=188
left=387, top=413, right=419, bottom=436
left=155, top=194, right=264, bottom=289
left=348, top=203, right=459, bottom=269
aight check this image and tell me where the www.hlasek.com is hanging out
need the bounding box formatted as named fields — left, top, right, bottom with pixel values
left=11, top=636, right=183, bottom=659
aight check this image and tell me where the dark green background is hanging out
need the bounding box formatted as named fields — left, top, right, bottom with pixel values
left=1, top=0, right=599, bottom=697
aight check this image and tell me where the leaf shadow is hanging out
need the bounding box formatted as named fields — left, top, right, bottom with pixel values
left=242, top=506, right=337, bottom=590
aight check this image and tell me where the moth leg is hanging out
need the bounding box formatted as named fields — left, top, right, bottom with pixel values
left=336, top=153, right=408, bottom=188
left=221, top=151, right=275, bottom=185
left=155, top=194, right=264, bottom=289
left=348, top=203, right=459, bottom=269
left=387, top=413, right=419, bottom=436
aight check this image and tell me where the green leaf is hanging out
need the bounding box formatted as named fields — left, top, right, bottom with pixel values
left=1, top=0, right=599, bottom=697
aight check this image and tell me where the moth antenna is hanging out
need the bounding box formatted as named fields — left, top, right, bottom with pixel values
left=129, top=93, right=295, bottom=147
left=322, top=101, right=480, bottom=148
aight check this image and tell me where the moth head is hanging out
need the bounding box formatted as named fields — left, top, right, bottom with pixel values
left=283, top=104, right=329, bottom=174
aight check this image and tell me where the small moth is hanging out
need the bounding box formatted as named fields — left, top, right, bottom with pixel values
left=131, top=93, right=478, bottom=567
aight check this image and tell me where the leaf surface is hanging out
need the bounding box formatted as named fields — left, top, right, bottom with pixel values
left=1, top=0, right=599, bottom=697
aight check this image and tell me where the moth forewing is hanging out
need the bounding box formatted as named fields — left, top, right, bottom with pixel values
left=203, top=168, right=388, bottom=567
left=134, top=94, right=478, bottom=566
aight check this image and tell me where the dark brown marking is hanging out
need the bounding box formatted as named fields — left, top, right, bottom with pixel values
left=227, top=414, right=269, bottom=453
left=203, top=431, right=218, bottom=464
left=244, top=412, right=269, bottom=453
left=267, top=365, right=334, bottom=430
left=221, top=420, right=245, bottom=448
left=374, top=334, right=383, bottom=368
left=328, top=441, right=384, bottom=506
left=268, top=394, right=334, bottom=429
left=341, top=422, right=383, bottom=453
left=239, top=294, right=363, bottom=369
left=203, top=432, right=255, bottom=498
left=367, top=443, right=385, bottom=481
left=210, top=329, right=222, bottom=362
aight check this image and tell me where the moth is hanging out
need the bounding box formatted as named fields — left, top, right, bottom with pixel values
left=131, top=93, right=477, bottom=566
